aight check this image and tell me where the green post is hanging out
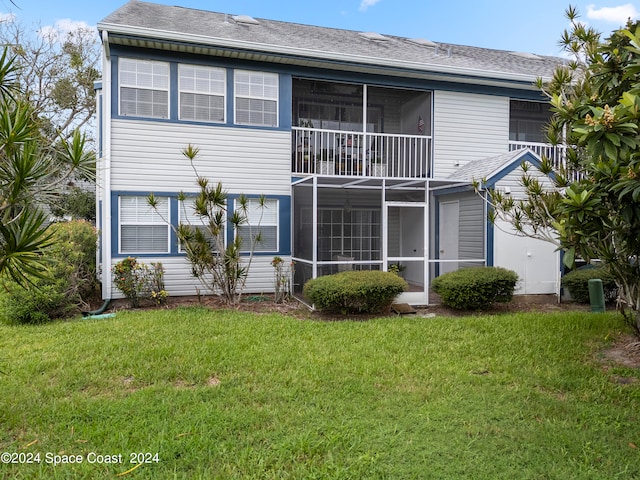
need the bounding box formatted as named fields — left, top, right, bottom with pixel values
left=588, top=278, right=605, bottom=313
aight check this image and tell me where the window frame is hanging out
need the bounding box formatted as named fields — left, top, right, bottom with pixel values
left=118, top=195, right=171, bottom=254
left=119, top=58, right=170, bottom=119
left=178, top=64, right=226, bottom=123
left=236, top=198, right=279, bottom=253
left=177, top=197, right=226, bottom=254
left=234, top=70, right=279, bottom=127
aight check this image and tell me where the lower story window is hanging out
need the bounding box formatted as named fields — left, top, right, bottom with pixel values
left=119, top=195, right=170, bottom=253
left=237, top=198, right=278, bottom=252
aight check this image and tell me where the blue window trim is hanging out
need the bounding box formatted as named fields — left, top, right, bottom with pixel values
left=111, top=52, right=291, bottom=132
left=227, top=194, right=292, bottom=256
left=111, top=191, right=291, bottom=258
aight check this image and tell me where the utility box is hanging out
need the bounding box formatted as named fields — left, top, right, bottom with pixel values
left=588, top=278, right=606, bottom=313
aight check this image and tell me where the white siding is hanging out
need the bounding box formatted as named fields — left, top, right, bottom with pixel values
left=109, top=255, right=288, bottom=299
left=110, top=119, right=291, bottom=195
left=493, top=162, right=559, bottom=295
left=436, top=191, right=485, bottom=267
left=494, top=163, right=555, bottom=199
left=433, top=91, right=509, bottom=178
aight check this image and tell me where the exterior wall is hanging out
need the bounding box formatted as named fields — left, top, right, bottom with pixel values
left=492, top=162, right=559, bottom=295
left=110, top=119, right=291, bottom=195
left=493, top=161, right=555, bottom=196
left=109, top=255, right=286, bottom=299
left=432, top=91, right=509, bottom=178
left=433, top=189, right=485, bottom=274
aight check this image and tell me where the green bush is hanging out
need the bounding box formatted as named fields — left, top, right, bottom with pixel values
left=432, top=267, right=519, bottom=310
left=303, top=270, right=407, bottom=314
left=561, top=266, right=618, bottom=303
left=112, top=257, right=167, bottom=308
left=1, top=220, right=99, bottom=324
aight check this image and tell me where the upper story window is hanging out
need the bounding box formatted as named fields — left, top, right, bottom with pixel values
left=119, top=58, right=169, bottom=119
left=179, top=65, right=226, bottom=123
left=509, top=100, right=551, bottom=144
left=234, top=70, right=278, bottom=127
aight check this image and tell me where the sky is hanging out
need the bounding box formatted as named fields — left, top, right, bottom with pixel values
left=1, top=0, right=639, bottom=57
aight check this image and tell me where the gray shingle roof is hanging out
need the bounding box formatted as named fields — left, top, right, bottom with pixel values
left=99, top=1, right=563, bottom=83
left=448, top=149, right=541, bottom=183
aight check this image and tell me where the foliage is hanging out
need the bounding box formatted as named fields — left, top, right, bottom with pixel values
left=303, top=270, right=407, bottom=314
left=432, top=266, right=519, bottom=310
left=0, top=220, right=99, bottom=324
left=112, top=257, right=167, bottom=308
left=387, top=263, right=406, bottom=276
left=271, top=256, right=294, bottom=303
left=562, top=266, right=618, bottom=304
left=48, top=185, right=96, bottom=222
left=149, top=145, right=265, bottom=306
left=481, top=8, right=640, bottom=335
left=0, top=17, right=100, bottom=141
left=0, top=43, right=95, bottom=285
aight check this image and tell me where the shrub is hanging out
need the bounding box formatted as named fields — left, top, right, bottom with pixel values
left=112, top=257, right=167, bottom=308
left=1, top=220, right=99, bottom=324
left=303, top=270, right=407, bottom=314
left=561, top=266, right=617, bottom=304
left=271, top=256, right=294, bottom=304
left=432, top=267, right=519, bottom=310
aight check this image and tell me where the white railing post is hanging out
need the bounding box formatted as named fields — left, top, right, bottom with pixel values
left=293, top=126, right=432, bottom=179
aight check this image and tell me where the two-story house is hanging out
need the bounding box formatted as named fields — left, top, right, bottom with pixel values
left=96, top=0, right=565, bottom=305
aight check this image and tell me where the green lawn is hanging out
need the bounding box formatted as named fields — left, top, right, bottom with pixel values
left=0, top=307, right=638, bottom=479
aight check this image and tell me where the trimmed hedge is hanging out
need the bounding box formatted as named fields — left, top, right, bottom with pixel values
left=432, top=266, right=519, bottom=310
left=561, top=266, right=618, bottom=303
left=303, top=270, right=407, bottom=314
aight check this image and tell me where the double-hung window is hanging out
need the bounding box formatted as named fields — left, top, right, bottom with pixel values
left=119, top=58, right=169, bottom=118
left=179, top=65, right=226, bottom=122
left=237, top=198, right=279, bottom=252
left=178, top=198, right=224, bottom=253
left=119, top=196, right=170, bottom=253
left=234, top=70, right=278, bottom=127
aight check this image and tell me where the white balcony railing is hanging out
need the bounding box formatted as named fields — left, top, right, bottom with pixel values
left=509, top=141, right=583, bottom=182
left=293, top=127, right=431, bottom=178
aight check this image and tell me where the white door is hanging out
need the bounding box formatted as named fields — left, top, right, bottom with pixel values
left=386, top=202, right=427, bottom=305
left=438, top=201, right=459, bottom=274
left=494, top=220, right=559, bottom=295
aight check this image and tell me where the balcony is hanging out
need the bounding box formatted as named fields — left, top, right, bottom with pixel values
left=509, top=141, right=583, bottom=182
left=292, top=127, right=431, bottom=179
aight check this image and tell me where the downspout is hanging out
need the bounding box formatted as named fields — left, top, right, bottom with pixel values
left=101, top=29, right=113, bottom=304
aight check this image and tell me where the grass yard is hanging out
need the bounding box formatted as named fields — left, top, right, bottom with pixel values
left=0, top=307, right=639, bottom=479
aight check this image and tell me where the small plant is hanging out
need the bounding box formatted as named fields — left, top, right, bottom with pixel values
left=112, top=257, right=167, bottom=308
left=303, top=270, right=406, bottom=314
left=432, top=266, right=518, bottom=310
left=271, top=257, right=294, bottom=304
left=388, top=263, right=406, bottom=276
left=561, top=266, right=617, bottom=304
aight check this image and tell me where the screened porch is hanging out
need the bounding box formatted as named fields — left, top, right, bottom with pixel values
left=291, top=176, right=486, bottom=306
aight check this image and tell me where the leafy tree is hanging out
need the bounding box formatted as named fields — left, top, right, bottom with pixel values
left=485, top=7, right=640, bottom=337
left=0, top=16, right=100, bottom=141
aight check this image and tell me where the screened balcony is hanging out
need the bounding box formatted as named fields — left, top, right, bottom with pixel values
left=292, top=79, right=432, bottom=179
